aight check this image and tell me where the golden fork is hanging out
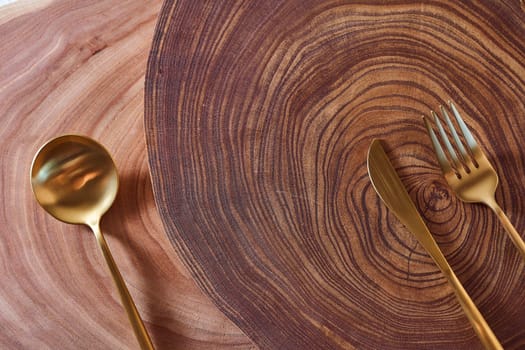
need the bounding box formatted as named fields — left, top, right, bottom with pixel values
left=423, top=101, right=525, bottom=261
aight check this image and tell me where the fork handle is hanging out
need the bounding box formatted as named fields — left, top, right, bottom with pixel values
left=445, top=270, right=503, bottom=350
left=487, top=200, right=525, bottom=261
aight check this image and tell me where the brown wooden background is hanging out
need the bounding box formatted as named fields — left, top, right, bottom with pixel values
left=0, top=1, right=254, bottom=349
left=145, top=1, right=525, bottom=349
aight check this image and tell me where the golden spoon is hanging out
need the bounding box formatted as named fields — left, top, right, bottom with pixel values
left=30, top=135, right=154, bottom=350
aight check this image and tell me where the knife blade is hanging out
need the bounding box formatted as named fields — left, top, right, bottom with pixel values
left=367, top=139, right=441, bottom=256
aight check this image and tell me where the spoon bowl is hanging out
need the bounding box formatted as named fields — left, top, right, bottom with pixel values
left=30, top=135, right=154, bottom=350
left=31, top=135, right=118, bottom=225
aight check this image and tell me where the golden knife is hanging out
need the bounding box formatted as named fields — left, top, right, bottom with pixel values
left=367, top=139, right=502, bottom=350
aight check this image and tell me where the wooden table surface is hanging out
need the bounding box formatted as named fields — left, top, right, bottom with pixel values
left=3, top=1, right=525, bottom=349
left=0, top=1, right=254, bottom=349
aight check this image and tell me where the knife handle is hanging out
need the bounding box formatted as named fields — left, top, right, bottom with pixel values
left=441, top=264, right=502, bottom=350
left=413, top=224, right=502, bottom=350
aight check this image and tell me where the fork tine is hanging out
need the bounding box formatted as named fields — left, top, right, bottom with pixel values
left=431, top=110, right=461, bottom=170
left=449, top=101, right=480, bottom=155
left=423, top=115, right=453, bottom=174
left=439, top=105, right=470, bottom=164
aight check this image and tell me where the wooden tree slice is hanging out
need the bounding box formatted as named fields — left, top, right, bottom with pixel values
left=0, top=1, right=252, bottom=348
left=145, top=1, right=525, bottom=349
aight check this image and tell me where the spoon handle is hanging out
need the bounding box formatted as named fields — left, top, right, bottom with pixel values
left=89, top=223, right=155, bottom=350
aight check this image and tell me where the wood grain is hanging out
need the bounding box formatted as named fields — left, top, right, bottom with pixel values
left=0, top=1, right=253, bottom=349
left=145, top=1, right=525, bottom=349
